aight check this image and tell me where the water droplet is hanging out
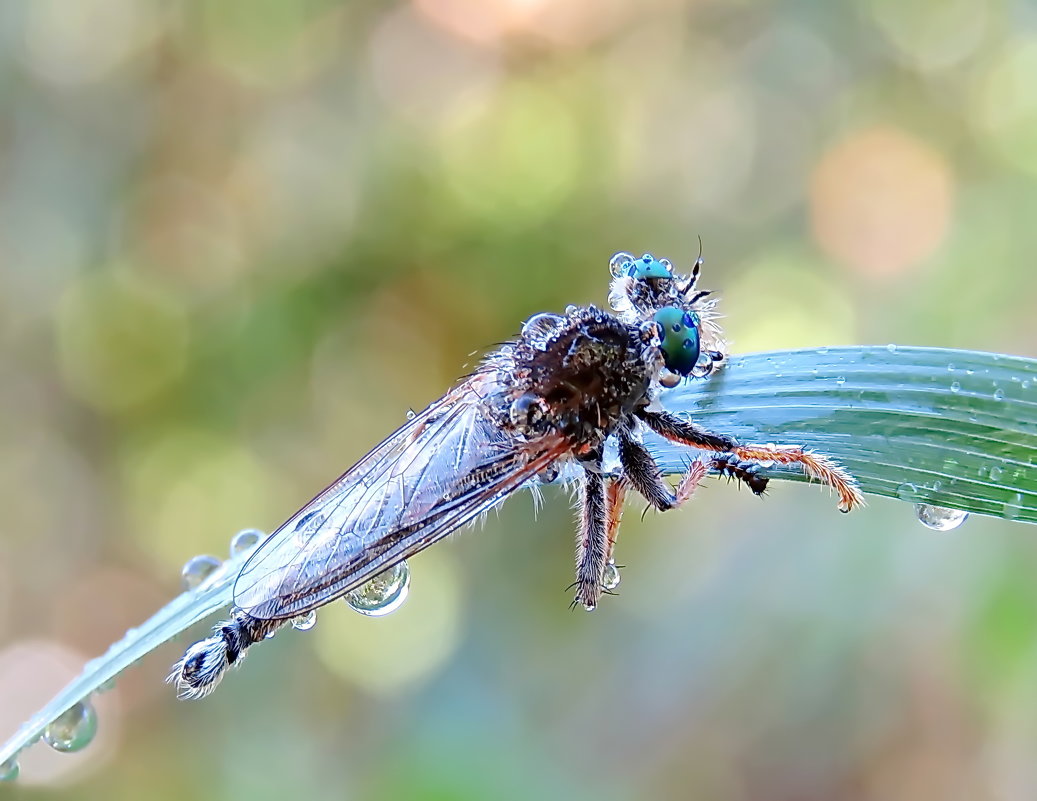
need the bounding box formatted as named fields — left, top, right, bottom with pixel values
left=690, top=353, right=715, bottom=378
left=658, top=368, right=682, bottom=388
left=602, top=561, right=620, bottom=591
left=291, top=611, right=317, bottom=631
left=914, top=504, right=968, bottom=531
left=947, top=363, right=955, bottom=372
left=608, top=251, right=635, bottom=277
left=1005, top=492, right=1024, bottom=521
left=834, top=376, right=846, bottom=387
left=565, top=304, right=580, bottom=316
left=43, top=701, right=97, bottom=753
left=181, top=555, right=222, bottom=589
left=896, top=482, right=918, bottom=501
left=0, top=756, right=19, bottom=782
left=521, top=313, right=566, bottom=347
left=990, top=465, right=1004, bottom=481
left=886, top=343, right=897, bottom=353
left=950, top=381, right=960, bottom=393
left=229, top=529, right=263, bottom=558
left=405, top=409, right=417, bottom=420
left=1023, top=379, right=1032, bottom=390
left=345, top=562, right=410, bottom=617
left=993, top=388, right=1005, bottom=401
left=816, top=346, right=829, bottom=355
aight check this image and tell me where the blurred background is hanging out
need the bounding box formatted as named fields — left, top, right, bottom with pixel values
left=2, top=0, right=1037, bottom=798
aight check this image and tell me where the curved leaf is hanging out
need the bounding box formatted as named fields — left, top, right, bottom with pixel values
left=651, top=346, right=1037, bottom=523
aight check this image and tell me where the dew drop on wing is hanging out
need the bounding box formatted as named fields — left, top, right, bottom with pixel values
left=291, top=610, right=317, bottom=631
left=345, top=561, right=410, bottom=617
left=43, top=701, right=98, bottom=753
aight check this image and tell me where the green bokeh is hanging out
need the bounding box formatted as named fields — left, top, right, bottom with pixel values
left=2, top=0, right=1036, bottom=797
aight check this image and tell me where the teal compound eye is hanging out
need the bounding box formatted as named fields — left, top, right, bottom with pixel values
left=652, top=306, right=701, bottom=376
left=626, top=253, right=673, bottom=280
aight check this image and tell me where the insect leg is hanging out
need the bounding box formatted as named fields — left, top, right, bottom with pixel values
left=573, top=466, right=609, bottom=610
left=168, top=609, right=285, bottom=700
left=638, top=410, right=864, bottom=512
left=618, top=431, right=709, bottom=510
left=604, top=478, right=627, bottom=565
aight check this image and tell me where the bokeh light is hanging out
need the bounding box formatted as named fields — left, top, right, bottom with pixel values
left=2, top=1, right=1037, bottom=799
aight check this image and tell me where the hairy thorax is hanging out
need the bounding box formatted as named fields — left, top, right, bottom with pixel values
left=499, top=306, right=661, bottom=452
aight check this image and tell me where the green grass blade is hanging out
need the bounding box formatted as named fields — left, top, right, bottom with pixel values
left=651, top=346, right=1037, bottom=524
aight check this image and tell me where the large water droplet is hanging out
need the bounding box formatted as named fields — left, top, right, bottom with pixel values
left=609, top=252, right=635, bottom=277
left=229, top=529, right=263, bottom=558
left=291, top=611, right=317, bottom=631
left=43, top=701, right=97, bottom=753
left=914, top=504, right=968, bottom=531
left=993, top=388, right=1005, bottom=401
left=950, top=381, right=961, bottom=393
left=345, top=562, right=410, bottom=617
left=990, top=465, right=1004, bottom=481
left=0, top=756, right=19, bottom=782
left=602, top=561, right=621, bottom=591
left=521, top=313, right=565, bottom=347
left=886, top=343, right=897, bottom=353
left=690, top=353, right=715, bottom=378
left=181, top=555, right=222, bottom=589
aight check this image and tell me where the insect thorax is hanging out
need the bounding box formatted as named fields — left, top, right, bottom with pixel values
left=502, top=307, right=659, bottom=451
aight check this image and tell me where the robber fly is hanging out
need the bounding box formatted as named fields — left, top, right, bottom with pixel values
left=169, top=251, right=864, bottom=699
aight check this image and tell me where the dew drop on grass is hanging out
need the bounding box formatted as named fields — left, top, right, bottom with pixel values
left=914, top=504, right=968, bottom=531
left=181, top=555, right=222, bottom=589
left=43, top=701, right=97, bottom=753
left=291, top=611, right=317, bottom=631
left=950, top=382, right=960, bottom=393
left=834, top=376, right=846, bottom=386
left=993, top=388, right=1005, bottom=401
left=229, top=529, right=263, bottom=558
left=990, top=465, right=1004, bottom=481
left=896, top=482, right=918, bottom=501
left=602, top=561, right=621, bottom=591
left=1005, top=492, right=1024, bottom=521
left=345, top=561, right=410, bottom=617
left=0, top=756, right=18, bottom=782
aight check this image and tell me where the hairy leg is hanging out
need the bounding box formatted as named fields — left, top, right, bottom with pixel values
left=618, top=432, right=713, bottom=512
left=638, top=410, right=864, bottom=512
left=573, top=467, right=609, bottom=610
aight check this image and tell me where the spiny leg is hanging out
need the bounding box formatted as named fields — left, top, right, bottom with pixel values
left=710, top=453, right=768, bottom=496
left=573, top=466, right=609, bottom=610
left=618, top=432, right=710, bottom=512
left=638, top=409, right=864, bottom=512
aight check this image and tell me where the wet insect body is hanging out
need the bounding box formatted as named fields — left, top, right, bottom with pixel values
left=170, top=252, right=864, bottom=698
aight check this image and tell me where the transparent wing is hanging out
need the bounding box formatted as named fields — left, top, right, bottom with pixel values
left=234, top=375, right=567, bottom=620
